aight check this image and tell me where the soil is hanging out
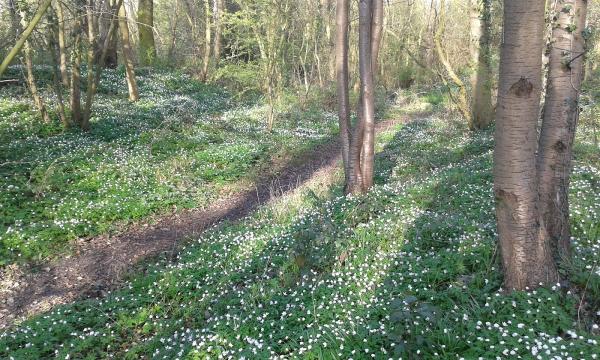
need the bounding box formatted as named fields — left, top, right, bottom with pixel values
left=0, top=118, right=403, bottom=330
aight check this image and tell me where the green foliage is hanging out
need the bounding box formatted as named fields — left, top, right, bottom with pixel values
left=2, top=104, right=599, bottom=358
left=0, top=67, right=338, bottom=266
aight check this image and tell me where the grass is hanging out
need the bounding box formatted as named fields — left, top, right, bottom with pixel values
left=1, top=93, right=598, bottom=359
left=0, top=66, right=338, bottom=266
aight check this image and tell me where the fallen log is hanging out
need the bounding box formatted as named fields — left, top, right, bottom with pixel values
left=0, top=79, right=20, bottom=87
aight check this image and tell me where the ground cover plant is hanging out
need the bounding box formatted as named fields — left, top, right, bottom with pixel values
left=0, top=67, right=338, bottom=266
left=1, top=95, right=598, bottom=359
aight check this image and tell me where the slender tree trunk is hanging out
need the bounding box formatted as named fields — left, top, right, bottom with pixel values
left=0, top=0, right=53, bottom=77
left=538, top=0, right=588, bottom=260
left=212, top=0, right=224, bottom=66
left=137, top=0, right=156, bottom=65
left=494, top=0, right=558, bottom=290
left=83, top=0, right=122, bottom=129
left=360, top=0, right=382, bottom=190
left=70, top=5, right=84, bottom=127
left=54, top=1, right=69, bottom=86
left=118, top=1, right=140, bottom=101
left=47, top=18, right=70, bottom=128
left=201, top=0, right=212, bottom=81
left=469, top=0, right=494, bottom=129
left=336, top=0, right=351, bottom=189
left=82, top=0, right=98, bottom=130
left=434, top=0, right=472, bottom=127
left=16, top=7, right=51, bottom=123
left=102, top=0, right=119, bottom=68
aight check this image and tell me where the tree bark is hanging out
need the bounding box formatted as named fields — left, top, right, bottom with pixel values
left=118, top=1, right=140, bottom=102
left=137, top=0, right=156, bottom=65
left=15, top=5, right=51, bottom=123
left=200, top=0, right=212, bottom=81
left=102, top=0, right=119, bottom=68
left=538, top=0, right=588, bottom=259
left=336, top=0, right=351, bottom=188
left=54, top=1, right=69, bottom=86
left=70, top=4, right=84, bottom=127
left=434, top=0, right=472, bottom=127
left=212, top=0, right=224, bottom=66
left=494, top=0, right=558, bottom=290
left=0, top=0, right=53, bottom=78
left=360, top=0, right=382, bottom=190
left=469, top=0, right=494, bottom=129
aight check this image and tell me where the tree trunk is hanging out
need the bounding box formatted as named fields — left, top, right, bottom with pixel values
left=469, top=0, right=494, bottom=129
left=0, top=0, right=53, bottom=77
left=16, top=7, right=51, bottom=123
left=118, top=1, right=140, bottom=102
left=538, top=0, right=588, bottom=260
left=70, top=6, right=84, bottom=127
left=102, top=0, right=119, bottom=68
left=83, top=0, right=123, bottom=129
left=336, top=0, right=351, bottom=189
left=212, top=0, right=224, bottom=66
left=494, top=0, right=558, bottom=290
left=137, top=0, right=156, bottom=66
left=434, top=0, right=472, bottom=127
left=82, top=0, right=98, bottom=130
left=54, top=1, right=69, bottom=86
left=200, top=0, right=212, bottom=81
left=360, top=0, right=382, bottom=190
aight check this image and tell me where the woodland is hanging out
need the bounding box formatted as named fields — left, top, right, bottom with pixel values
left=0, top=0, right=599, bottom=358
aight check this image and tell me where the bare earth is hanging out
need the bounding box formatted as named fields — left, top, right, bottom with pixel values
left=0, top=119, right=402, bottom=330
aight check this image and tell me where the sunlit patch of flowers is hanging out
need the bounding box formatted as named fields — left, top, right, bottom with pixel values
left=0, top=67, right=338, bottom=265
left=1, top=112, right=598, bottom=358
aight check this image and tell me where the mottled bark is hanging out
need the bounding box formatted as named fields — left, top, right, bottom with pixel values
left=538, top=0, right=588, bottom=259
left=469, top=0, right=494, bottom=129
left=495, top=0, right=558, bottom=290
left=137, top=0, right=156, bottom=65
left=118, top=1, right=140, bottom=101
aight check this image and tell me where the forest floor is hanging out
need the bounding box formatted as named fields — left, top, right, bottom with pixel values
left=1, top=70, right=599, bottom=358
left=0, top=110, right=404, bottom=329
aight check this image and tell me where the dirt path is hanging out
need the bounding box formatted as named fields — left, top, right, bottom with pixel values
left=0, top=119, right=403, bottom=329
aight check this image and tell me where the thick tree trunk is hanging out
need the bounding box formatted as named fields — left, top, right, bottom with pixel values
left=118, top=2, right=140, bottom=102
left=494, top=0, right=558, bottom=290
left=469, top=0, right=494, bottom=129
left=538, top=0, right=588, bottom=259
left=137, top=0, right=156, bottom=65
left=336, top=0, right=351, bottom=189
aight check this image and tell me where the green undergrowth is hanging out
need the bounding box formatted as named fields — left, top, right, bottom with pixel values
left=0, top=67, right=338, bottom=266
left=1, top=96, right=599, bottom=358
